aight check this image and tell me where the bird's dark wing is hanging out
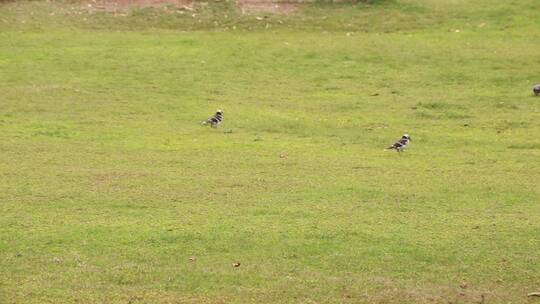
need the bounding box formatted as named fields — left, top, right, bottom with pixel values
left=391, top=142, right=403, bottom=149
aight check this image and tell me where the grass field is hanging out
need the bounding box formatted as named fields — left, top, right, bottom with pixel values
left=1, top=0, right=539, bottom=303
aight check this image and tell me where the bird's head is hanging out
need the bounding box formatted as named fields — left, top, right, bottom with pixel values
left=402, top=134, right=411, bottom=141
left=216, top=109, right=223, bottom=115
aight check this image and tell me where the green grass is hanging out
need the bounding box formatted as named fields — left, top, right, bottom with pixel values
left=1, top=0, right=539, bottom=303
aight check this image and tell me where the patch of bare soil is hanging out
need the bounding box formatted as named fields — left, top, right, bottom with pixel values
left=235, top=0, right=301, bottom=14
left=84, top=0, right=193, bottom=11
left=81, top=0, right=301, bottom=13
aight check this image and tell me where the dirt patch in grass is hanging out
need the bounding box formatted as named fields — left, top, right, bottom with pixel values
left=236, top=0, right=301, bottom=14
left=78, top=0, right=301, bottom=13
left=83, top=0, right=193, bottom=11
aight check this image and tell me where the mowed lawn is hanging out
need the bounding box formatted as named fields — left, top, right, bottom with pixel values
left=0, top=1, right=539, bottom=303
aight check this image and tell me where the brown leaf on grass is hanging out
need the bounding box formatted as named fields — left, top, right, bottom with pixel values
left=189, top=256, right=197, bottom=261
left=232, top=262, right=241, bottom=267
left=478, top=294, right=486, bottom=304
left=528, top=292, right=540, bottom=297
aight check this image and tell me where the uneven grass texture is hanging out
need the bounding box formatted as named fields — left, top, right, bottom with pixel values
left=0, top=0, right=539, bottom=303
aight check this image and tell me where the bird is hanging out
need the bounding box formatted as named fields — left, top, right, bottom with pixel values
left=202, top=109, right=223, bottom=128
left=533, top=84, right=540, bottom=96
left=386, top=134, right=412, bottom=152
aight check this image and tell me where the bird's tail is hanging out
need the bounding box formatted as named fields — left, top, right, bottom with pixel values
left=385, top=146, right=395, bottom=150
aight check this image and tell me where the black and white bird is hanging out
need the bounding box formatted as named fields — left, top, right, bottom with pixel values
left=533, top=84, right=540, bottom=96
left=202, top=109, right=223, bottom=128
left=386, top=134, right=412, bottom=152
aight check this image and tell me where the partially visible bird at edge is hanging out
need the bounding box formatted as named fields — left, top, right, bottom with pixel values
left=533, top=84, right=540, bottom=96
